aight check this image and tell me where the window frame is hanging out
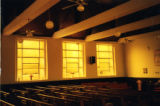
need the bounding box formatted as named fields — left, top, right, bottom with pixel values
left=16, top=38, right=48, bottom=82
left=62, top=41, right=86, bottom=78
left=96, top=43, right=116, bottom=76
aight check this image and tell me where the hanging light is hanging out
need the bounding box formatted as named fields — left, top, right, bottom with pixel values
left=77, top=4, right=85, bottom=12
left=45, top=20, right=54, bottom=29
left=45, top=10, right=54, bottom=29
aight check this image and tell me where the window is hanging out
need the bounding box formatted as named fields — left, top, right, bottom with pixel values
left=16, top=39, right=48, bottom=81
left=96, top=44, right=115, bottom=76
left=63, top=42, right=85, bottom=78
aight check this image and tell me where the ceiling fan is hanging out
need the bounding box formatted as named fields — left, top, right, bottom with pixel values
left=16, top=18, right=43, bottom=37
left=15, top=29, right=36, bottom=37
left=25, top=29, right=35, bottom=37
left=62, top=0, right=88, bottom=12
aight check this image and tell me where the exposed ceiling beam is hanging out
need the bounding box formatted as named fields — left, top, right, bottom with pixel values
left=53, top=0, right=160, bottom=38
left=85, top=15, right=160, bottom=41
left=2, top=0, right=60, bottom=36
left=118, top=30, right=160, bottom=43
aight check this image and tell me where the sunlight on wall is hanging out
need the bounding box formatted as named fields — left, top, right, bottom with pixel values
left=17, top=39, right=48, bottom=81
left=125, top=35, right=160, bottom=78
left=96, top=44, right=115, bottom=76
left=63, top=42, right=85, bottom=78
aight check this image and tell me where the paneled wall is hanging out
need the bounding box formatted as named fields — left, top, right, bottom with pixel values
left=1, top=36, right=125, bottom=84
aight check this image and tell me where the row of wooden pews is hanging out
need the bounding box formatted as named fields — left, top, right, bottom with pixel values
left=1, top=84, right=160, bottom=106
left=0, top=90, right=52, bottom=106
left=0, top=100, right=15, bottom=106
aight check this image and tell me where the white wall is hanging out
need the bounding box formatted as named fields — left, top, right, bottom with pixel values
left=1, top=36, right=125, bottom=84
left=125, top=34, right=160, bottom=78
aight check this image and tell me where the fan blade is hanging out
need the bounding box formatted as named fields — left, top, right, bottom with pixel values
left=68, top=0, right=76, bottom=3
left=67, top=0, right=87, bottom=5
left=26, top=32, right=33, bottom=37
left=82, top=2, right=88, bottom=5
left=62, top=3, right=78, bottom=10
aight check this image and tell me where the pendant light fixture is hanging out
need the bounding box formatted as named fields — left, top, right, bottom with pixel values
left=62, top=0, right=87, bottom=12
left=45, top=10, right=54, bottom=29
left=45, top=20, right=54, bottom=29
left=77, top=4, right=85, bottom=12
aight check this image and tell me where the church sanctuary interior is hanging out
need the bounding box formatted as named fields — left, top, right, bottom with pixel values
left=1, top=0, right=160, bottom=106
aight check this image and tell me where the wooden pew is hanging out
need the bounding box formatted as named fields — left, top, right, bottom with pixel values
left=37, top=93, right=78, bottom=106
left=35, top=86, right=95, bottom=106
left=12, top=89, right=28, bottom=96
left=0, top=91, right=10, bottom=96
left=25, top=88, right=44, bottom=93
left=36, top=86, right=93, bottom=100
left=37, top=93, right=74, bottom=101
left=35, top=86, right=59, bottom=91
left=0, top=91, right=10, bottom=100
left=17, top=96, right=53, bottom=106
left=71, top=89, right=124, bottom=106
left=0, top=91, right=10, bottom=95
left=24, top=87, right=79, bottom=105
left=10, top=88, right=54, bottom=105
left=52, top=89, right=104, bottom=106
left=48, top=85, right=125, bottom=105
left=0, top=100, right=15, bottom=106
left=0, top=91, right=22, bottom=105
left=12, top=85, right=136, bottom=106
left=47, top=85, right=74, bottom=91
left=53, top=92, right=94, bottom=106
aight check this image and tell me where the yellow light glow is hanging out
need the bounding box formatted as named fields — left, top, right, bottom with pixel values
left=45, top=20, right=54, bottom=29
left=63, top=42, right=85, bottom=78
left=77, top=4, right=85, bottom=12
left=17, top=39, right=48, bottom=81
left=96, top=44, right=115, bottom=76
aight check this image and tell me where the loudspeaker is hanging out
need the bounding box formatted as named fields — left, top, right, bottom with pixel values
left=89, top=56, right=96, bottom=64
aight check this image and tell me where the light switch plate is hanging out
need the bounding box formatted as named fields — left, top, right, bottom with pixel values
left=143, top=68, right=148, bottom=74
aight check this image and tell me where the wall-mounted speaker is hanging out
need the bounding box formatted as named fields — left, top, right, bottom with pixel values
left=89, top=56, right=96, bottom=64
